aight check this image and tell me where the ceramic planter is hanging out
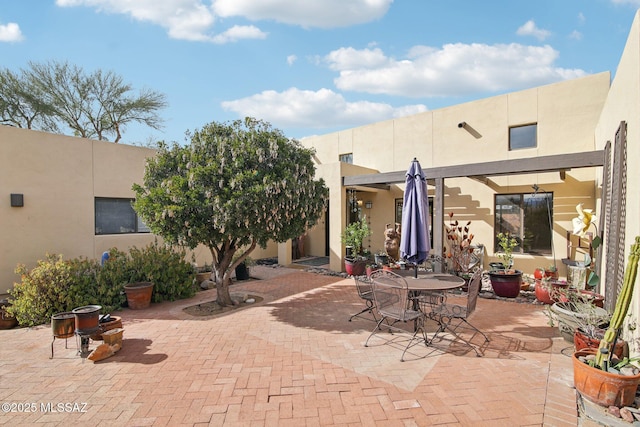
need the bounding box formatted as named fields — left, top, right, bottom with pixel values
left=550, top=302, right=609, bottom=342
left=573, top=349, right=640, bottom=407
left=488, top=270, right=522, bottom=298
left=124, top=282, right=154, bottom=310
left=345, top=258, right=366, bottom=276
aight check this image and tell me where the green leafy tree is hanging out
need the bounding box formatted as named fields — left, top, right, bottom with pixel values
left=132, top=118, right=328, bottom=306
left=0, top=60, right=166, bottom=142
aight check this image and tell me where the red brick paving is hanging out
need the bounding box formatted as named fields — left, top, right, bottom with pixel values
left=0, top=267, right=579, bottom=426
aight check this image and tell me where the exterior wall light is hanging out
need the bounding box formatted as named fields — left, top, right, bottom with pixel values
left=365, top=201, right=373, bottom=209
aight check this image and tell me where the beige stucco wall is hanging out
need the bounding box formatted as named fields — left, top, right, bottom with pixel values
left=302, top=72, right=610, bottom=276
left=595, top=10, right=640, bottom=351
left=0, top=125, right=277, bottom=291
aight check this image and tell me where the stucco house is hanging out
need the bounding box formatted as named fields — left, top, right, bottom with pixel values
left=2, top=9, right=640, bottom=346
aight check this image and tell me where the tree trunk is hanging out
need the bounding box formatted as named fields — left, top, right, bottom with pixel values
left=215, top=276, right=234, bottom=306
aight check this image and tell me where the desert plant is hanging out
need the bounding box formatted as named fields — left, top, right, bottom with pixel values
left=496, top=232, right=518, bottom=270
left=341, top=217, right=372, bottom=259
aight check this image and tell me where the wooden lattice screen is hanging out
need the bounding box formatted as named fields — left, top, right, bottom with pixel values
left=603, top=121, right=628, bottom=312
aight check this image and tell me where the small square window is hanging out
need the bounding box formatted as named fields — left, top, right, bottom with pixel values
left=339, top=153, right=353, bottom=164
left=509, top=124, right=537, bottom=150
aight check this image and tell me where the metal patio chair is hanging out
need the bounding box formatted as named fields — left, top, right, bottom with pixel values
left=349, top=275, right=378, bottom=323
left=365, top=270, right=428, bottom=362
left=427, top=269, right=489, bottom=356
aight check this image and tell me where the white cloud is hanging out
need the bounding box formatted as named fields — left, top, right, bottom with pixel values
left=326, top=43, right=586, bottom=98
left=55, top=0, right=265, bottom=42
left=55, top=0, right=392, bottom=42
left=0, top=22, right=24, bottom=42
left=517, top=20, right=551, bottom=41
left=221, top=87, right=427, bottom=129
left=211, top=25, right=267, bottom=43
left=287, top=55, right=297, bottom=66
left=569, top=30, right=583, bottom=40
left=213, top=0, right=392, bottom=28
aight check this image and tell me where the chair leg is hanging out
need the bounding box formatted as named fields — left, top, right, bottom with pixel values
left=401, top=317, right=429, bottom=362
left=349, top=300, right=377, bottom=322
left=364, top=316, right=388, bottom=347
left=438, top=317, right=485, bottom=357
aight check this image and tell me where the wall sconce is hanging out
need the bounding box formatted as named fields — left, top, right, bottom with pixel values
left=10, top=193, right=24, bottom=207
left=365, top=201, right=373, bottom=209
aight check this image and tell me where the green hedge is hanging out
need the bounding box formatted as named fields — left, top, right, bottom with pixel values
left=8, top=242, right=195, bottom=326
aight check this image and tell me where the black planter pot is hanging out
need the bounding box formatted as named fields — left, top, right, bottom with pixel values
left=235, top=262, right=250, bottom=280
left=488, top=270, right=522, bottom=298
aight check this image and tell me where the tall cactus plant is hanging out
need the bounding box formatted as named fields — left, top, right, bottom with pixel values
left=595, top=236, right=640, bottom=370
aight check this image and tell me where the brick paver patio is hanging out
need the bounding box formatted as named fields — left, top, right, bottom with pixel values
left=0, top=266, right=580, bottom=426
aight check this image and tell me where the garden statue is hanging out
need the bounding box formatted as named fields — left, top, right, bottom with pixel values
left=384, top=223, right=402, bottom=261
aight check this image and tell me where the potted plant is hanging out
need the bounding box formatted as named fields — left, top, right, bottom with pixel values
left=341, top=217, right=372, bottom=276
left=235, top=256, right=254, bottom=281
left=488, top=232, right=523, bottom=298
left=374, top=251, right=389, bottom=266
left=573, top=236, right=640, bottom=408
left=547, top=287, right=609, bottom=342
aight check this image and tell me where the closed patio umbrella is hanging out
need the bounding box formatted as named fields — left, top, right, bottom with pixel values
left=400, top=158, right=431, bottom=277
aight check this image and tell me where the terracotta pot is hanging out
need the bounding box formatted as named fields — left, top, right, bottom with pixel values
left=72, top=305, right=102, bottom=334
left=535, top=280, right=569, bottom=304
left=573, top=349, right=640, bottom=407
left=0, top=299, right=18, bottom=329
left=545, top=269, right=559, bottom=280
left=195, top=272, right=211, bottom=284
left=51, top=312, right=75, bottom=338
left=574, top=329, right=625, bottom=358
left=533, top=268, right=545, bottom=280
left=488, top=270, right=522, bottom=298
left=124, top=282, right=154, bottom=310
left=580, top=290, right=605, bottom=308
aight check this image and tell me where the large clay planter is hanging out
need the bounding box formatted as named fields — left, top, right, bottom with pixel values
left=574, top=329, right=625, bottom=359
left=345, top=258, right=366, bottom=276
left=535, top=280, right=569, bottom=304
left=124, top=282, right=154, bottom=310
left=573, top=349, right=640, bottom=407
left=488, top=270, right=522, bottom=298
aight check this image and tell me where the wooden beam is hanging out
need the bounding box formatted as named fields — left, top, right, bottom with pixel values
left=342, top=150, right=605, bottom=187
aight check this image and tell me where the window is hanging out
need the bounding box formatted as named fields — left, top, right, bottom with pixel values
left=509, top=124, right=537, bottom=150
left=494, top=192, right=553, bottom=255
left=95, top=198, right=150, bottom=235
left=339, top=153, right=353, bottom=164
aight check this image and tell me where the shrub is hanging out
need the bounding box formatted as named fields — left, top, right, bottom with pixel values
left=8, top=242, right=195, bottom=326
left=127, top=241, right=195, bottom=302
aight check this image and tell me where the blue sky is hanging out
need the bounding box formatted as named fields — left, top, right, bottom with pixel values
left=1, top=0, right=640, bottom=145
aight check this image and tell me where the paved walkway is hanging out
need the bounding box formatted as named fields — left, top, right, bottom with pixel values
left=0, top=266, right=581, bottom=426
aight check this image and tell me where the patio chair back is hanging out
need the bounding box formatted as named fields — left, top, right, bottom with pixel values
left=369, top=270, right=412, bottom=322
left=349, top=275, right=377, bottom=322
left=466, top=269, right=483, bottom=316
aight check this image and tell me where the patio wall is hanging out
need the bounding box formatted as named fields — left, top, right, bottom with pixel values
left=0, top=126, right=277, bottom=292
left=595, top=10, right=640, bottom=352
